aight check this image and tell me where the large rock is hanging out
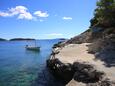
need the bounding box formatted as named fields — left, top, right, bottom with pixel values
left=73, top=62, right=104, bottom=83
left=47, top=59, right=74, bottom=83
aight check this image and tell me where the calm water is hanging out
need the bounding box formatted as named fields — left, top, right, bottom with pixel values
left=0, top=39, right=64, bottom=86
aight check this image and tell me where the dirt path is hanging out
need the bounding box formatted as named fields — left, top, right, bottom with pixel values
left=54, top=43, right=115, bottom=81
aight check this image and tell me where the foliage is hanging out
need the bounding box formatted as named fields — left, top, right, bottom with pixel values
left=90, top=0, right=115, bottom=28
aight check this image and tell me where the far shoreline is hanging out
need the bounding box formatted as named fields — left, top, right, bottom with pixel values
left=9, top=38, right=36, bottom=41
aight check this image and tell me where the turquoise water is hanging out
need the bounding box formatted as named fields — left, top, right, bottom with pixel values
left=0, top=39, right=64, bottom=86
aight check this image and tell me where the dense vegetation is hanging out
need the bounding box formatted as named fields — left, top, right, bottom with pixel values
left=88, top=0, right=115, bottom=67
left=90, top=0, right=115, bottom=28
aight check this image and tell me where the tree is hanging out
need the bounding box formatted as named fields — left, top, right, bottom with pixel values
left=90, top=0, right=115, bottom=28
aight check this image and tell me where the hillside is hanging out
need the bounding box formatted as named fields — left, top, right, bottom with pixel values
left=66, top=26, right=115, bottom=67
left=0, top=38, right=7, bottom=41
left=65, top=0, right=115, bottom=67
left=47, top=0, right=115, bottom=86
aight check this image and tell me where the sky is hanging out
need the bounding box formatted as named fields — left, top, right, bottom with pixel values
left=0, top=0, right=97, bottom=39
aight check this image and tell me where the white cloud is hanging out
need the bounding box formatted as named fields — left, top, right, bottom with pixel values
left=9, top=6, right=28, bottom=15
left=45, top=33, right=63, bottom=36
left=0, top=12, right=11, bottom=17
left=0, top=6, right=33, bottom=20
left=0, top=6, right=49, bottom=21
left=34, top=11, right=49, bottom=17
left=18, top=12, right=33, bottom=20
left=62, top=16, right=72, bottom=20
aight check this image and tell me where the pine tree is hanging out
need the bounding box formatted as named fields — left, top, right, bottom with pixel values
left=90, top=0, right=115, bottom=28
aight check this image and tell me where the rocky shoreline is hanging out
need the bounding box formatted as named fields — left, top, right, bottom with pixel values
left=46, top=0, right=115, bottom=85
left=47, top=59, right=115, bottom=86
left=47, top=43, right=115, bottom=86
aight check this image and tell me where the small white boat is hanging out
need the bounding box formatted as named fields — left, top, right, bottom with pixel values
left=25, top=40, right=40, bottom=51
left=26, top=46, right=40, bottom=51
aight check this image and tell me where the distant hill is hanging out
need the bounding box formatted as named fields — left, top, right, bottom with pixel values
left=9, top=38, right=35, bottom=41
left=0, top=38, right=7, bottom=41
left=59, top=38, right=67, bottom=40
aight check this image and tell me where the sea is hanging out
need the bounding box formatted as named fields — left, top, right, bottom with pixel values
left=0, top=39, right=64, bottom=86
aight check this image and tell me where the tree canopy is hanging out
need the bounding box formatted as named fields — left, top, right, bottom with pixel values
left=90, top=0, right=115, bottom=28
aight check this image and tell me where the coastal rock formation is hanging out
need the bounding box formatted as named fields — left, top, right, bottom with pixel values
left=73, top=62, right=104, bottom=83
left=47, top=58, right=115, bottom=86
left=47, top=0, right=115, bottom=85
left=47, top=59, right=74, bottom=83
left=47, top=41, right=115, bottom=86
left=65, top=29, right=92, bottom=44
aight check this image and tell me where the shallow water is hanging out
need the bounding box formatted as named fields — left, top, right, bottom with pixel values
left=0, top=39, right=64, bottom=86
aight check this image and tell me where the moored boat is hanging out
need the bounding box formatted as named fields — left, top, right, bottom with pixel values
left=25, top=45, right=40, bottom=51
left=25, top=40, right=40, bottom=51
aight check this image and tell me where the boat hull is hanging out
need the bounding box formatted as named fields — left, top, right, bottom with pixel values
left=26, top=47, right=40, bottom=51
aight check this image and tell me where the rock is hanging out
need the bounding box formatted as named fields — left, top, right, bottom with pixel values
left=47, top=59, right=74, bottom=83
left=87, top=78, right=115, bottom=86
left=73, top=62, right=104, bottom=83
left=47, top=59, right=114, bottom=86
